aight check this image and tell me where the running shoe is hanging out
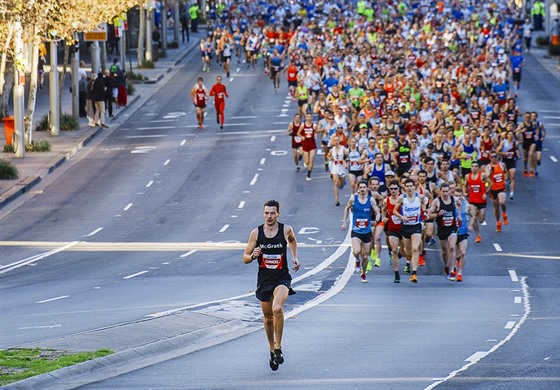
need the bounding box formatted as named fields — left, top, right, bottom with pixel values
left=476, top=235, right=481, bottom=243
left=523, top=169, right=528, bottom=177
left=481, top=221, right=487, bottom=226
left=361, top=273, right=368, bottom=283
left=370, top=248, right=376, bottom=260
left=273, top=348, right=284, bottom=365
left=296, top=166, right=300, bottom=172
left=448, top=274, right=456, bottom=281
left=306, top=176, right=312, bottom=181
left=374, top=257, right=381, bottom=267
left=496, top=221, right=502, bottom=232
left=335, top=201, right=340, bottom=207
left=529, top=171, right=534, bottom=177
left=449, top=270, right=457, bottom=278
left=269, top=351, right=278, bottom=371
left=426, top=238, right=436, bottom=246
left=366, top=259, right=372, bottom=272
left=355, top=260, right=361, bottom=273
left=404, top=264, right=411, bottom=273
left=502, top=213, right=508, bottom=225
left=418, top=255, right=426, bottom=266
left=509, top=191, right=514, bottom=200
left=456, top=273, right=463, bottom=282
left=324, top=161, right=329, bottom=171
left=409, top=274, right=418, bottom=283
left=394, top=272, right=401, bottom=283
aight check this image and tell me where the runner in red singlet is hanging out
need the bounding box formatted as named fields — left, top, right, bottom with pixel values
left=297, top=113, right=317, bottom=181
left=464, top=161, right=491, bottom=242
left=486, top=154, right=509, bottom=232
left=383, top=180, right=403, bottom=283
left=286, top=113, right=303, bottom=172
left=190, top=77, right=209, bottom=128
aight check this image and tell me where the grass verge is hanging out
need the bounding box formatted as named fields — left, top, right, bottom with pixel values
left=0, top=348, right=113, bottom=386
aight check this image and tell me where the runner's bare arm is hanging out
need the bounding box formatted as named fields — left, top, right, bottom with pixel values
left=243, top=228, right=260, bottom=264
left=285, top=225, right=300, bottom=271
left=341, top=197, right=354, bottom=230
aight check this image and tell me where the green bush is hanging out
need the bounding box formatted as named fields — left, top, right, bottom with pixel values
left=27, top=140, right=51, bottom=152
left=35, top=114, right=49, bottom=131
left=3, top=144, right=14, bottom=153
left=126, top=71, right=144, bottom=81
left=127, top=82, right=136, bottom=96
left=536, top=36, right=549, bottom=46
left=0, top=158, right=19, bottom=179
left=139, top=60, right=154, bottom=69
left=60, top=113, right=79, bottom=130
left=548, top=44, right=560, bottom=56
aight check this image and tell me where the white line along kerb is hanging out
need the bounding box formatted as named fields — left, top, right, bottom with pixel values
left=0, top=241, right=80, bottom=275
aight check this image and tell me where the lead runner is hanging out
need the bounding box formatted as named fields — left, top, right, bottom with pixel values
left=243, top=200, right=300, bottom=371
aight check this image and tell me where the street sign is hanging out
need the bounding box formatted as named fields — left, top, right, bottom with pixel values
left=84, top=24, right=108, bottom=41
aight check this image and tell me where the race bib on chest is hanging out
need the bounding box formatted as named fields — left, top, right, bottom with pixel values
left=261, top=254, right=283, bottom=269
left=391, top=215, right=402, bottom=225
left=355, top=218, right=370, bottom=229
left=494, top=173, right=503, bottom=183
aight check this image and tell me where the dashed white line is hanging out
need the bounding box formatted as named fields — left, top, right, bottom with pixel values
left=493, top=243, right=502, bottom=252
left=260, top=158, right=266, bottom=165
left=270, top=135, right=276, bottom=142
left=83, top=227, right=103, bottom=237
left=504, top=321, right=516, bottom=329
left=238, top=201, right=245, bottom=209
left=219, top=224, right=230, bottom=233
left=180, top=139, right=187, bottom=146
left=36, top=295, right=70, bottom=304
left=124, top=203, right=133, bottom=211
left=229, top=77, right=234, bottom=82
left=164, top=159, right=171, bottom=166
left=138, top=126, right=176, bottom=130
left=123, top=271, right=149, bottom=279
left=465, top=351, right=487, bottom=363
left=231, top=116, right=257, bottom=119
left=180, top=250, right=197, bottom=258
left=236, top=67, right=241, bottom=72
left=509, top=269, right=519, bottom=282
left=514, top=296, right=522, bottom=304
left=250, top=173, right=259, bottom=185
left=550, top=156, right=558, bottom=163
left=146, top=180, right=154, bottom=188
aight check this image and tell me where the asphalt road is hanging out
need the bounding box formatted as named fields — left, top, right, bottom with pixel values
left=0, top=46, right=559, bottom=389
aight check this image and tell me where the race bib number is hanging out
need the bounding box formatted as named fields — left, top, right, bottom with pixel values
left=391, top=215, right=402, bottom=225
left=355, top=219, right=370, bottom=229
left=471, top=184, right=480, bottom=193
left=261, top=254, right=283, bottom=269
left=494, top=173, right=503, bottom=183
left=407, top=215, right=419, bottom=223
left=294, top=136, right=302, bottom=143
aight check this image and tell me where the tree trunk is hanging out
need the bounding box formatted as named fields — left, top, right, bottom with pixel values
left=0, top=22, right=14, bottom=99
left=137, top=7, right=145, bottom=66
left=0, top=62, right=14, bottom=119
left=59, top=42, right=69, bottom=117
left=25, top=36, right=40, bottom=143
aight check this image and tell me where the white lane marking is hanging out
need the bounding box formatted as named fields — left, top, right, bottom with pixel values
left=550, top=156, right=558, bottom=163
left=260, top=158, right=266, bottom=165
left=36, top=295, right=70, bottom=304
left=19, top=324, right=61, bottom=330
left=146, top=180, right=154, bottom=188
left=125, top=135, right=166, bottom=139
left=150, top=119, right=176, bottom=123
left=236, top=67, right=240, bottom=72
left=493, top=243, right=502, bottom=252
left=504, top=321, right=516, bottom=329
left=509, top=269, right=519, bottom=282
left=281, top=108, right=289, bottom=112
left=270, top=135, right=276, bottom=142
left=180, top=139, right=187, bottom=146
left=426, top=277, right=531, bottom=389
left=465, top=351, right=487, bottom=363
left=250, top=174, right=259, bottom=185
left=0, top=241, right=80, bottom=275
left=514, top=296, right=522, bottom=304
left=164, top=159, right=171, bottom=166
left=82, top=227, right=103, bottom=238
left=219, top=224, right=230, bottom=233
left=229, top=77, right=234, bottom=82
left=137, top=126, right=176, bottom=130
left=277, top=114, right=288, bottom=117
left=542, top=116, right=560, bottom=119
left=231, top=116, right=257, bottom=119
left=282, top=104, right=289, bottom=108
left=238, top=201, right=245, bottom=209
left=180, top=250, right=197, bottom=258
left=124, top=203, right=133, bottom=211
left=147, top=227, right=353, bottom=318
left=123, top=271, right=149, bottom=279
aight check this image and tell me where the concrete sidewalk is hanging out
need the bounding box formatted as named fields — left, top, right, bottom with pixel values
left=0, top=30, right=204, bottom=210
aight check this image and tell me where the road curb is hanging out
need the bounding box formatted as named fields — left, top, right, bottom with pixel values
left=3, top=318, right=261, bottom=389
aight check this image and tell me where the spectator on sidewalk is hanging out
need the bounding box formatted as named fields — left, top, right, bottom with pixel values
left=92, top=72, right=108, bottom=128
left=189, top=2, right=199, bottom=33
left=103, top=69, right=117, bottom=118
left=523, top=19, right=533, bottom=52
left=180, top=9, right=190, bottom=43
left=86, top=74, right=96, bottom=126
left=78, top=73, right=88, bottom=118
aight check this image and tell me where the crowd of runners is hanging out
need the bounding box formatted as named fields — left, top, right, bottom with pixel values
left=193, top=0, right=547, bottom=284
